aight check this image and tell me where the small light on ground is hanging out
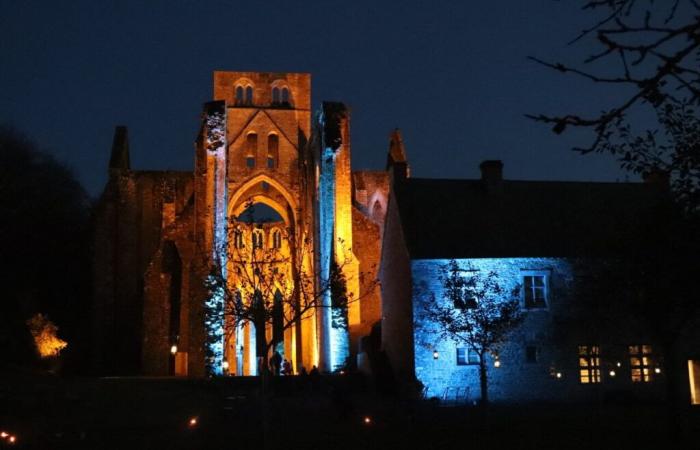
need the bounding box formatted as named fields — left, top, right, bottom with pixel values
left=188, top=417, right=198, bottom=427
left=655, top=367, right=661, bottom=374
left=170, top=345, right=178, bottom=355
left=609, top=370, right=616, bottom=377
left=556, top=372, right=562, bottom=379
left=363, top=416, right=371, bottom=425
left=616, top=362, right=621, bottom=367
left=340, top=370, right=345, bottom=375
left=0, top=431, right=8, bottom=438
left=8, top=435, right=16, bottom=444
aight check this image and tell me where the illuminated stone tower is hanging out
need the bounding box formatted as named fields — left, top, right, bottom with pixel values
left=95, top=71, right=374, bottom=378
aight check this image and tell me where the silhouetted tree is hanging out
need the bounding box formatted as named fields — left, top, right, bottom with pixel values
left=420, top=260, right=523, bottom=405
left=0, top=125, right=90, bottom=370
left=529, top=1, right=700, bottom=211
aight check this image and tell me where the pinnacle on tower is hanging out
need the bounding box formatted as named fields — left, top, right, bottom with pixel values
left=109, top=125, right=130, bottom=171
left=386, top=128, right=409, bottom=179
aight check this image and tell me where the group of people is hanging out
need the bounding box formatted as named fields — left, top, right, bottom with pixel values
left=269, top=351, right=322, bottom=379
left=269, top=350, right=293, bottom=376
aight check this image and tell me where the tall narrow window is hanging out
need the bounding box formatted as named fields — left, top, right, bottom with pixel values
left=246, top=133, right=257, bottom=169
left=267, top=134, right=279, bottom=169
left=245, top=86, right=254, bottom=105
left=281, top=87, right=289, bottom=105
left=629, top=345, right=654, bottom=382
left=523, top=274, right=547, bottom=309
left=272, top=87, right=280, bottom=104
left=578, top=345, right=601, bottom=384
left=234, top=229, right=244, bottom=249
left=235, top=86, right=244, bottom=105
left=272, top=230, right=282, bottom=249
left=252, top=230, right=263, bottom=249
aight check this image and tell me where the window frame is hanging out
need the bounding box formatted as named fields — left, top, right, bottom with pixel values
left=456, top=347, right=480, bottom=366
left=629, top=344, right=655, bottom=383
left=521, top=270, right=549, bottom=310
left=578, top=345, right=601, bottom=384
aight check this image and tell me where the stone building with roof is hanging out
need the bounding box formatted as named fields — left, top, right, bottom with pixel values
left=92, top=70, right=699, bottom=405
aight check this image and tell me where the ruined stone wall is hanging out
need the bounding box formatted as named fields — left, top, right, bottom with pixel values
left=92, top=169, right=193, bottom=375
left=351, top=207, right=382, bottom=343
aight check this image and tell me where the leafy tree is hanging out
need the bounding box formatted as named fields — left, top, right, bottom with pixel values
left=420, top=260, right=523, bottom=405
left=529, top=1, right=700, bottom=211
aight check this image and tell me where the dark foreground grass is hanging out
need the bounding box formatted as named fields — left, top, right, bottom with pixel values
left=1, top=369, right=698, bottom=449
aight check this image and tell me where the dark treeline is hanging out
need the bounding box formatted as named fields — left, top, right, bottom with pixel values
left=0, top=125, right=92, bottom=372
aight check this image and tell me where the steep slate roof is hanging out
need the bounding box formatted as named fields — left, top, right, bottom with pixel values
left=395, top=177, right=669, bottom=259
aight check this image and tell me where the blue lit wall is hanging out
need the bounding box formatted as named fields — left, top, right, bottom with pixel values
left=318, top=143, right=351, bottom=371
left=412, top=257, right=576, bottom=402
left=203, top=104, right=227, bottom=376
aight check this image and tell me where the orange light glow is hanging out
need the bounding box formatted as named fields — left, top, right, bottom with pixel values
left=363, top=416, right=371, bottom=425
left=8, top=436, right=16, bottom=444
left=170, top=345, right=178, bottom=355
left=188, top=417, right=198, bottom=427
left=0, top=431, right=8, bottom=438
left=26, top=313, right=67, bottom=358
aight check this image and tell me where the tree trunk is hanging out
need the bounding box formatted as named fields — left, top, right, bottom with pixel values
left=479, top=360, right=489, bottom=406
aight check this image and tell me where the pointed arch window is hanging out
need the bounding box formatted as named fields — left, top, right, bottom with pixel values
left=235, top=86, right=244, bottom=105
left=234, top=229, right=245, bottom=249
left=252, top=230, right=264, bottom=249
left=267, top=134, right=279, bottom=169
left=272, top=87, right=280, bottom=104
left=272, top=230, right=282, bottom=249
left=246, top=133, right=257, bottom=169
left=281, top=87, right=289, bottom=105
left=245, top=86, right=254, bottom=105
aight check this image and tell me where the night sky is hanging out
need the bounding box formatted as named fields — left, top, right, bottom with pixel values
left=2, top=0, right=641, bottom=197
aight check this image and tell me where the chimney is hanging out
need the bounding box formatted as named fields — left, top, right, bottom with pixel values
left=480, top=160, right=503, bottom=183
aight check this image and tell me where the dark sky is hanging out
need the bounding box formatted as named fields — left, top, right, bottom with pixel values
left=2, top=0, right=640, bottom=196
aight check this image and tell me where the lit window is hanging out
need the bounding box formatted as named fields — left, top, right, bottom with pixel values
left=523, top=274, right=547, bottom=309
left=688, top=360, right=700, bottom=405
left=578, top=345, right=601, bottom=384
left=525, top=345, right=538, bottom=364
left=272, top=230, right=282, bottom=249
left=252, top=230, right=263, bottom=249
left=456, top=347, right=479, bottom=365
left=629, top=345, right=654, bottom=382
left=234, top=229, right=244, bottom=249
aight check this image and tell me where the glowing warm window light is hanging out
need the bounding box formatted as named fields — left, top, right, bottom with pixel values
left=629, top=345, right=654, bottom=382
left=688, top=360, right=700, bottom=405
left=170, top=345, right=178, bottom=355
left=578, top=345, right=601, bottom=384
